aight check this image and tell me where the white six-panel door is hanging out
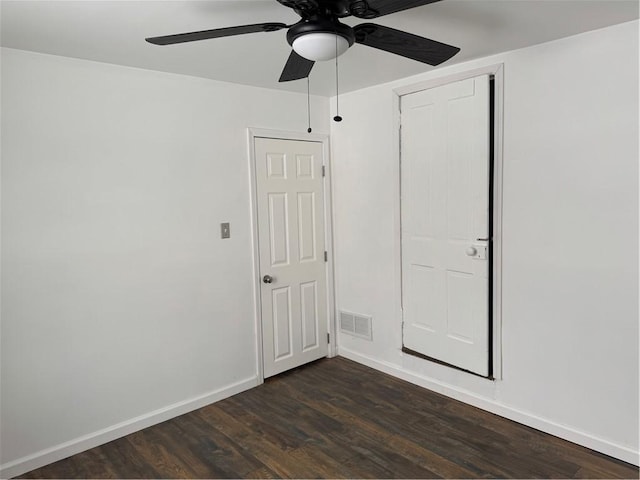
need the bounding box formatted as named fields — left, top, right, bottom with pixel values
left=401, top=75, right=491, bottom=377
left=254, top=137, right=328, bottom=378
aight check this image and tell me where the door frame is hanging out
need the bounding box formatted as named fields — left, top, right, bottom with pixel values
left=393, top=64, right=505, bottom=380
left=247, top=128, right=336, bottom=383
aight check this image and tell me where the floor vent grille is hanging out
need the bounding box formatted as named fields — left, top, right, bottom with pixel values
left=339, top=310, right=373, bottom=341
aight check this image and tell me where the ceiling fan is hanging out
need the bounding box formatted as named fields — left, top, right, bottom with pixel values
left=145, top=0, right=460, bottom=83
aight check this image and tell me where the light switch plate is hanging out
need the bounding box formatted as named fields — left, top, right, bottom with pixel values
left=221, top=222, right=230, bottom=239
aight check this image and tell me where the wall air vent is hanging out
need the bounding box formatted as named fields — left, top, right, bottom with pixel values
left=339, top=310, right=372, bottom=341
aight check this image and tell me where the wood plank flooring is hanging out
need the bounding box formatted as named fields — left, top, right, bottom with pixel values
left=20, top=357, right=638, bottom=479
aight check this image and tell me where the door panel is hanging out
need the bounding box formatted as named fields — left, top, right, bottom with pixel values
left=300, top=281, right=319, bottom=350
left=272, top=286, right=293, bottom=359
left=401, top=75, right=491, bottom=376
left=297, top=192, right=317, bottom=262
left=268, top=193, right=290, bottom=266
left=255, top=137, right=328, bottom=378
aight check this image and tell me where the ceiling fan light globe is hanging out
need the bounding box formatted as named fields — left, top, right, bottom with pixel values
left=292, top=33, right=349, bottom=61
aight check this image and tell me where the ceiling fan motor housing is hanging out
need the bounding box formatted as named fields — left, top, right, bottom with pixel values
left=286, top=18, right=356, bottom=48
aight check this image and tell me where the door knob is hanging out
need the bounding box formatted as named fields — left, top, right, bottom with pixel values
left=465, top=246, right=477, bottom=257
left=263, top=275, right=273, bottom=284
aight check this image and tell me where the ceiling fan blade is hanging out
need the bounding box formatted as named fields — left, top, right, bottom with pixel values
left=351, top=0, right=442, bottom=19
left=279, top=50, right=315, bottom=82
left=354, top=23, right=459, bottom=66
left=146, top=22, right=288, bottom=45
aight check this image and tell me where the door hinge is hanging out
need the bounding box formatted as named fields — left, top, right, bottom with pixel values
left=324, top=251, right=328, bottom=262
left=322, top=165, right=326, bottom=177
left=327, top=333, right=330, bottom=344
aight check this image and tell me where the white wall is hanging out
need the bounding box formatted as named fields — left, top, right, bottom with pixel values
left=0, top=48, right=329, bottom=476
left=330, top=21, right=639, bottom=464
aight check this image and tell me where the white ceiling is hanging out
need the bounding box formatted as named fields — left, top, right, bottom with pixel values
left=1, top=0, right=638, bottom=96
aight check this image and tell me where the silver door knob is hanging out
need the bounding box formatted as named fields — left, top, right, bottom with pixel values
left=263, top=275, right=273, bottom=284
left=465, top=246, right=477, bottom=257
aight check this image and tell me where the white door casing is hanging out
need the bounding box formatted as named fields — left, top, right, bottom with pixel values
left=254, top=136, right=328, bottom=378
left=401, top=75, right=491, bottom=377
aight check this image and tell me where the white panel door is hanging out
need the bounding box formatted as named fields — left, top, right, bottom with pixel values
left=255, top=137, right=328, bottom=378
left=401, top=75, right=491, bottom=377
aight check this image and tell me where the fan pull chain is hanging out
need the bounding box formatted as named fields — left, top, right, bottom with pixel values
left=334, top=33, right=343, bottom=122
left=307, top=76, right=312, bottom=133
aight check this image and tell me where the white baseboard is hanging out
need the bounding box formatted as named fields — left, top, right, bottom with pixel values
left=0, top=376, right=260, bottom=479
left=338, top=347, right=639, bottom=466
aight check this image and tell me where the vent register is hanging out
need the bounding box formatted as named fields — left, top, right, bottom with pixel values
left=339, top=311, right=373, bottom=341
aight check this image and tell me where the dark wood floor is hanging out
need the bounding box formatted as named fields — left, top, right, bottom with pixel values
left=20, top=357, right=638, bottom=479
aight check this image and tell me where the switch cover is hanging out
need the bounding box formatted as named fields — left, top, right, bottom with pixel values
left=221, top=223, right=230, bottom=239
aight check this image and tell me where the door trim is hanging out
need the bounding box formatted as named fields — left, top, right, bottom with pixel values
left=247, top=128, right=336, bottom=383
left=392, top=64, right=505, bottom=380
